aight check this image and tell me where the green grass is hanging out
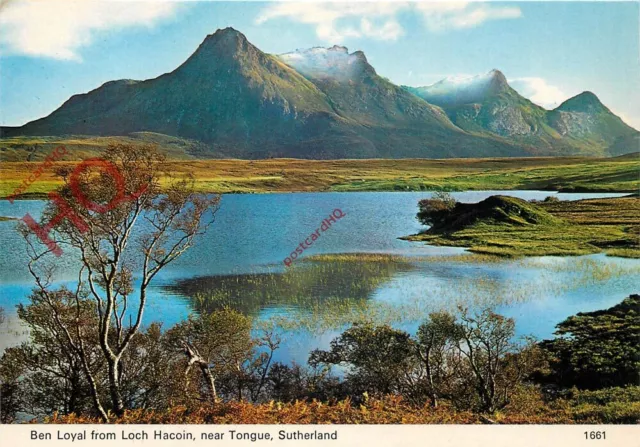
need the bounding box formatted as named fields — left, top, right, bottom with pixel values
left=0, top=133, right=209, bottom=162
left=1, top=154, right=638, bottom=198
left=404, top=195, right=640, bottom=258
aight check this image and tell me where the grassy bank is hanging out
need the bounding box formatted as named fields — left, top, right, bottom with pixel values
left=404, top=195, right=640, bottom=258
left=0, top=154, right=638, bottom=198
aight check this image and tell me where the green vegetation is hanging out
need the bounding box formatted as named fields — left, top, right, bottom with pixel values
left=1, top=153, right=638, bottom=199
left=405, top=194, right=640, bottom=257
left=405, top=73, right=639, bottom=157
left=541, top=294, right=639, bottom=390
left=7, top=295, right=638, bottom=424
left=165, top=253, right=639, bottom=336
left=169, top=258, right=412, bottom=316
left=0, top=133, right=209, bottom=162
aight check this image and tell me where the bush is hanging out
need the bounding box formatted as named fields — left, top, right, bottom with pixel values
left=540, top=294, right=640, bottom=389
left=568, top=388, right=640, bottom=423
left=417, top=191, right=457, bottom=227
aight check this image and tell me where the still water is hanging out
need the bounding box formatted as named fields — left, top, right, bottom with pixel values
left=1, top=191, right=637, bottom=365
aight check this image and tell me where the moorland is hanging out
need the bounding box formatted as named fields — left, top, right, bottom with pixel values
left=0, top=152, right=638, bottom=199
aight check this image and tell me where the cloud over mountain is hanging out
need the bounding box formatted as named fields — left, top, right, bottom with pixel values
left=509, top=77, right=568, bottom=109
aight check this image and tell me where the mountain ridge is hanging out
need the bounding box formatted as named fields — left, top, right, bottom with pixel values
left=404, top=71, right=638, bottom=156
left=3, top=27, right=637, bottom=159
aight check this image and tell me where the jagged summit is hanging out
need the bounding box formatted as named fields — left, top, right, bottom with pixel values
left=279, top=45, right=374, bottom=81
left=488, top=69, right=507, bottom=80
left=487, top=69, right=509, bottom=94
left=328, top=45, right=348, bottom=53
left=191, top=27, right=253, bottom=60
left=205, top=26, right=246, bottom=41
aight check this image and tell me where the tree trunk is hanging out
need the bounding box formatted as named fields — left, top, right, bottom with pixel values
left=108, top=358, right=125, bottom=416
left=199, top=363, right=218, bottom=404
left=67, top=373, right=80, bottom=415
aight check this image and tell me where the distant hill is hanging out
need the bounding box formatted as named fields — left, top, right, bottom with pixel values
left=404, top=71, right=638, bottom=156
left=2, top=28, right=637, bottom=159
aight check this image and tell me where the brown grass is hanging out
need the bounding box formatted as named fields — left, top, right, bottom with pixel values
left=1, top=155, right=638, bottom=198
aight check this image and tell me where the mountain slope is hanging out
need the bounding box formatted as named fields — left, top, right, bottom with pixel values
left=3, top=30, right=525, bottom=159
left=4, top=29, right=635, bottom=159
left=277, top=46, right=520, bottom=158
left=404, top=71, right=567, bottom=151
left=11, top=28, right=356, bottom=158
left=404, top=71, right=638, bottom=156
left=548, top=92, right=639, bottom=154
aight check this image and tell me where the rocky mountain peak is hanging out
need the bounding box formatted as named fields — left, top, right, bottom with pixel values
left=487, top=69, right=509, bottom=94
left=194, top=27, right=253, bottom=59
left=328, top=45, right=349, bottom=53
left=278, top=45, right=374, bottom=82
left=556, top=91, right=606, bottom=113
left=206, top=27, right=247, bottom=42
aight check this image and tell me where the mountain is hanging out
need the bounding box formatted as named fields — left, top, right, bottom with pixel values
left=5, top=30, right=521, bottom=159
left=404, top=70, right=511, bottom=108
left=548, top=92, right=639, bottom=155
left=404, top=71, right=638, bottom=156
left=8, top=28, right=347, bottom=158
left=276, top=46, right=520, bottom=158
left=3, top=28, right=636, bottom=158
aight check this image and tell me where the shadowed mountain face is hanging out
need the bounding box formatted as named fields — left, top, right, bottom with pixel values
left=4, top=28, right=637, bottom=159
left=405, top=71, right=638, bottom=156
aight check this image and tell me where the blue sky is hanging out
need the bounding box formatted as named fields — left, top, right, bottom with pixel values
left=1, top=1, right=639, bottom=128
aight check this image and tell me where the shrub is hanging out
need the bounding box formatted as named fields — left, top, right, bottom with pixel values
left=417, top=191, right=457, bottom=227
left=541, top=294, right=640, bottom=389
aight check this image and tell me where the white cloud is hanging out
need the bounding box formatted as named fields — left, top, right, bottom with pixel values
left=509, top=77, right=568, bottom=109
left=256, top=2, right=522, bottom=43
left=360, top=17, right=404, bottom=41
left=415, top=3, right=522, bottom=32
left=256, top=3, right=407, bottom=42
left=0, top=0, right=183, bottom=60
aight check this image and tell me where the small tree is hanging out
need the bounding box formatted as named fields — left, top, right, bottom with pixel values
left=541, top=294, right=639, bottom=389
left=417, top=191, right=457, bottom=228
left=20, top=143, right=220, bottom=421
left=165, top=308, right=278, bottom=405
left=0, top=304, right=22, bottom=423
left=0, top=289, right=100, bottom=418
left=451, top=307, right=543, bottom=413
left=309, top=323, right=416, bottom=398
left=416, top=311, right=459, bottom=408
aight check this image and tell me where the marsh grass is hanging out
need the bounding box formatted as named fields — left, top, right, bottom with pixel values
left=170, top=252, right=640, bottom=334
